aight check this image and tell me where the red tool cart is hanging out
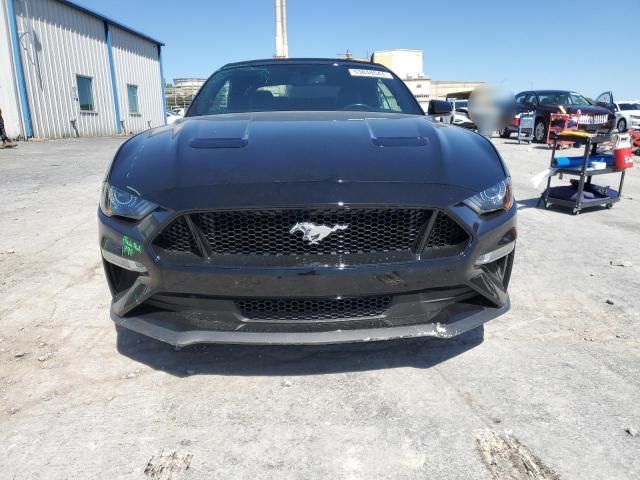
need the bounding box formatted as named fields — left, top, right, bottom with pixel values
left=546, top=113, right=579, bottom=148
left=629, top=130, right=640, bottom=155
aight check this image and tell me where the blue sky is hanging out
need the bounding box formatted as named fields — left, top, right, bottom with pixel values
left=77, top=0, right=640, bottom=99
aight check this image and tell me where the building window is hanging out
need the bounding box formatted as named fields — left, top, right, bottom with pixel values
left=127, top=84, right=139, bottom=114
left=76, top=75, right=94, bottom=111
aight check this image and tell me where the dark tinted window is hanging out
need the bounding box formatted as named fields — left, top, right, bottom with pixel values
left=566, top=93, right=591, bottom=105
left=188, top=64, right=423, bottom=116
left=127, top=84, right=139, bottom=114
left=619, top=103, right=640, bottom=111
left=538, top=92, right=591, bottom=106
left=76, top=75, right=94, bottom=111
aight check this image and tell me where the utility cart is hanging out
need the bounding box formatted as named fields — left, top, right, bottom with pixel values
left=539, top=131, right=628, bottom=215
left=516, top=111, right=535, bottom=144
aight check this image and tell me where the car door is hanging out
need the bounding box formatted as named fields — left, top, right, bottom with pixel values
left=595, top=91, right=615, bottom=112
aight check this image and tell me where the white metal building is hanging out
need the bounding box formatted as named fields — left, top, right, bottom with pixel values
left=0, top=0, right=166, bottom=140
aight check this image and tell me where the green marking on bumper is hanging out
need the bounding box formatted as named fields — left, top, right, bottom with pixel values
left=122, top=236, right=143, bottom=257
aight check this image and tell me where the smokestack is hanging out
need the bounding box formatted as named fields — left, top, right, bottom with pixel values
left=274, top=0, right=285, bottom=58
left=281, top=0, right=288, bottom=58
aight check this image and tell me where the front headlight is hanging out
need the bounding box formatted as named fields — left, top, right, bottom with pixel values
left=463, top=178, right=513, bottom=214
left=100, top=183, right=157, bottom=220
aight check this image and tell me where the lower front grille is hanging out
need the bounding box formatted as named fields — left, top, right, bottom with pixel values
left=236, top=296, right=392, bottom=321
left=132, top=286, right=485, bottom=332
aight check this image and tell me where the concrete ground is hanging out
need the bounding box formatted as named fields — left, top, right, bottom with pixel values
left=0, top=136, right=638, bottom=480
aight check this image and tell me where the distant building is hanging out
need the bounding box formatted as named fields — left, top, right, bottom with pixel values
left=372, top=49, right=483, bottom=108
left=0, top=0, right=166, bottom=139
left=430, top=81, right=486, bottom=101
left=372, top=50, right=431, bottom=105
left=165, top=78, right=206, bottom=111
left=171, top=78, right=206, bottom=97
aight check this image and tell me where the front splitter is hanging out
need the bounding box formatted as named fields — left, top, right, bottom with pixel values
left=111, top=298, right=509, bottom=346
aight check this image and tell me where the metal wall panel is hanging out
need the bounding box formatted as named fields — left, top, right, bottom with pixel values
left=9, top=0, right=163, bottom=139
left=0, top=0, right=23, bottom=138
left=111, top=25, right=164, bottom=134
left=13, top=0, right=117, bottom=138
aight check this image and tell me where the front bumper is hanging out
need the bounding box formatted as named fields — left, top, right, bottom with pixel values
left=100, top=197, right=516, bottom=346
left=111, top=297, right=511, bottom=346
left=578, top=118, right=614, bottom=133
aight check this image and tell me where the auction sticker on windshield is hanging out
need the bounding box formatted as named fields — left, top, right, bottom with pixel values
left=348, top=68, right=393, bottom=79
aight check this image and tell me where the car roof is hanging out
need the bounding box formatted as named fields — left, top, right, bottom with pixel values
left=521, top=90, right=577, bottom=95
left=220, top=57, right=386, bottom=70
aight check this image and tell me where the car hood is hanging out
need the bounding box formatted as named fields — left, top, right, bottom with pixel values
left=109, top=112, right=506, bottom=209
left=560, top=105, right=612, bottom=115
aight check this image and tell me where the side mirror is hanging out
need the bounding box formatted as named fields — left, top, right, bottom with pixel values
left=427, top=100, right=453, bottom=115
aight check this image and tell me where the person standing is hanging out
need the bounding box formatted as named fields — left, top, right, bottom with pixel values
left=0, top=107, right=16, bottom=147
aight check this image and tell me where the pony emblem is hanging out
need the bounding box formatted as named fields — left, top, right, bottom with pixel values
left=289, top=222, right=349, bottom=245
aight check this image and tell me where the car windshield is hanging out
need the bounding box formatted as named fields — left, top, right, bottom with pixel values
left=567, top=94, right=592, bottom=105
left=187, top=63, right=423, bottom=116
left=619, top=103, right=640, bottom=111
left=537, top=92, right=591, bottom=106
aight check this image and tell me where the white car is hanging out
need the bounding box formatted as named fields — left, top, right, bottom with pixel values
left=613, top=101, right=640, bottom=131
left=594, top=92, right=640, bottom=131
left=166, top=110, right=182, bottom=125
left=447, top=99, right=476, bottom=130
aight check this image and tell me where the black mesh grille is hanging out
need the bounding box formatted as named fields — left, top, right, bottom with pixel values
left=152, top=209, right=469, bottom=259
left=424, top=212, right=469, bottom=248
left=191, top=208, right=430, bottom=256
left=153, top=217, right=197, bottom=254
left=236, top=296, right=392, bottom=321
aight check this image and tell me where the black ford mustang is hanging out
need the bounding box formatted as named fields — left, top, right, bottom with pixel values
left=99, top=58, right=516, bottom=346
